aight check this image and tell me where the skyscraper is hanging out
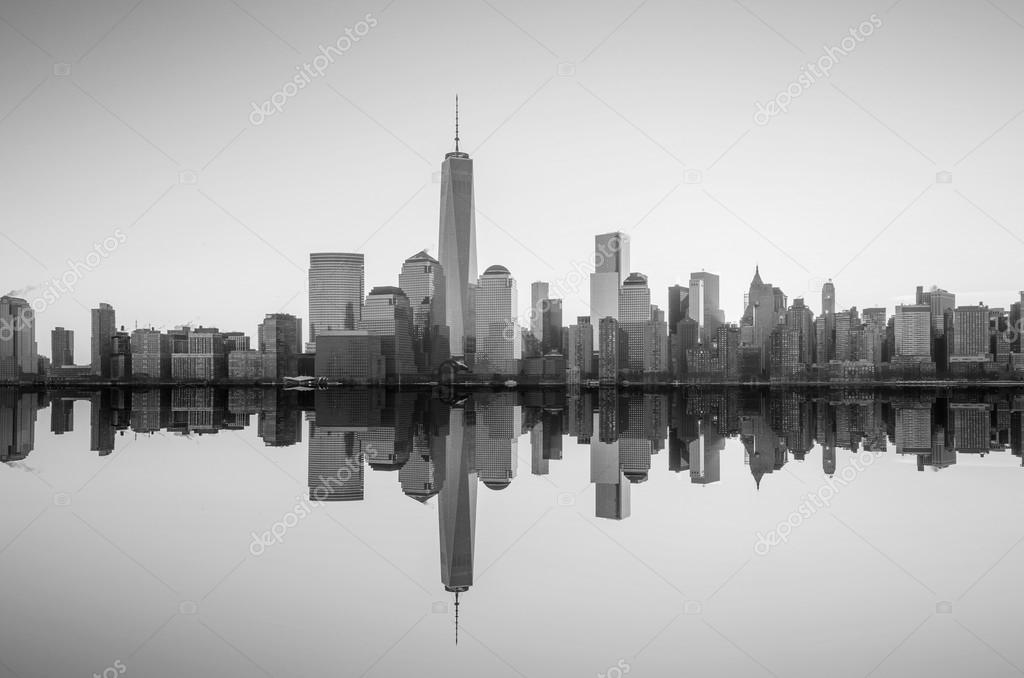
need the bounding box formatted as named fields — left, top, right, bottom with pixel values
left=542, top=298, right=563, bottom=354
left=916, top=286, right=956, bottom=335
left=619, top=272, right=651, bottom=373
left=360, top=287, right=416, bottom=378
left=259, top=313, right=303, bottom=379
left=530, top=282, right=549, bottom=344
left=473, top=265, right=521, bottom=375
left=688, top=277, right=705, bottom=340
left=308, top=252, right=365, bottom=346
left=952, top=305, right=990, bottom=361
left=91, top=302, right=116, bottom=377
left=0, top=297, right=37, bottom=380
left=51, top=328, right=74, bottom=368
left=438, top=100, right=478, bottom=357
left=690, top=271, right=723, bottom=342
left=821, top=280, right=836, bottom=363
left=568, top=316, right=594, bottom=379
left=894, top=304, right=932, bottom=360
left=399, top=249, right=447, bottom=372
left=589, top=231, right=630, bottom=344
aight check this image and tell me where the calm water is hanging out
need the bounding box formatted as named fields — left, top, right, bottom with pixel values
left=2, top=387, right=1024, bottom=678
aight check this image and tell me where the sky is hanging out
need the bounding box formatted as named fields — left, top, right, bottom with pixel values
left=1, top=0, right=1023, bottom=358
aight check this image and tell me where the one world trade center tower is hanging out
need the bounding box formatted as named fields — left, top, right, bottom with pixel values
left=437, top=97, right=478, bottom=358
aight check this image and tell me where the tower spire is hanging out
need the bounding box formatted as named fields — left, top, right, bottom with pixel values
left=455, top=95, right=460, bottom=153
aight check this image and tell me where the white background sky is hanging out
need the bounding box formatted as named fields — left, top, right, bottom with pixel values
left=1, top=0, right=1023, bottom=359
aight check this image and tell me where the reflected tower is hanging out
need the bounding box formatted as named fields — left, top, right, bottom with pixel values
left=438, top=97, right=478, bottom=358
left=437, top=399, right=478, bottom=615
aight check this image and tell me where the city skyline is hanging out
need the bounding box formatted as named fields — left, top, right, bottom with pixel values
left=3, top=1, right=1024, bottom=362
left=5, top=3, right=1024, bottom=676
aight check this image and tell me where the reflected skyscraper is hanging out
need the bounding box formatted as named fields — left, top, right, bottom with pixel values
left=437, top=399, right=477, bottom=614
left=1, top=390, right=37, bottom=462
left=438, top=99, right=478, bottom=358
left=308, top=391, right=367, bottom=501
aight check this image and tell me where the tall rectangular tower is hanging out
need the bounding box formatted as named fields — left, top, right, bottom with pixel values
left=308, top=253, right=365, bottom=345
left=91, top=303, right=116, bottom=377
left=438, top=103, right=478, bottom=357
left=589, top=231, right=630, bottom=344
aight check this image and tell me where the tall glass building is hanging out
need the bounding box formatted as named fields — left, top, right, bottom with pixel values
left=359, top=286, right=416, bottom=378
left=589, top=231, right=630, bottom=344
left=0, top=296, right=37, bottom=380
left=473, top=265, right=520, bottom=375
left=308, top=252, right=364, bottom=345
left=618, top=272, right=651, bottom=372
left=438, top=108, right=478, bottom=357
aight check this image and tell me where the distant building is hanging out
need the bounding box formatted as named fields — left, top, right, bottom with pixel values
left=314, top=332, right=385, bottom=384
left=530, top=281, right=549, bottom=345
left=951, top=305, right=991, bottom=362
left=568, top=316, right=594, bottom=379
left=228, top=350, right=268, bottom=380
left=672, top=317, right=700, bottom=376
left=473, top=265, right=521, bottom=376
left=598, top=317, right=626, bottom=384
left=917, top=286, right=955, bottom=336
left=741, top=267, right=786, bottom=372
left=51, top=328, right=74, bottom=368
left=308, top=252, right=364, bottom=349
left=894, top=305, right=932, bottom=360
left=131, top=328, right=171, bottom=378
left=359, top=287, right=416, bottom=379
left=259, top=313, right=302, bottom=379
left=110, top=329, right=131, bottom=380
left=171, top=327, right=227, bottom=380
left=399, top=249, right=446, bottom=372
left=0, top=296, right=37, bottom=380
left=589, top=231, right=630, bottom=344
left=643, top=312, right=669, bottom=376
left=690, top=271, right=724, bottom=343
left=542, top=298, right=563, bottom=355
left=619, top=272, right=651, bottom=373
left=91, top=303, right=116, bottom=377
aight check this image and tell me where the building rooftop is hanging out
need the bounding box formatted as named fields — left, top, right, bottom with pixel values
left=405, top=249, right=438, bottom=264
left=482, top=264, right=510, bottom=276
left=369, top=286, right=408, bottom=297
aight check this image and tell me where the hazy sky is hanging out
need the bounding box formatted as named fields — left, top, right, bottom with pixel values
left=2, top=0, right=1023, bottom=357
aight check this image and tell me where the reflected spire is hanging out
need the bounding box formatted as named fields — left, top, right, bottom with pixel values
left=454, top=590, right=460, bottom=645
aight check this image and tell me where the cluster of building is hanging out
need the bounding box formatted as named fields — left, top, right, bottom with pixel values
left=4, top=109, right=1024, bottom=384
left=34, top=303, right=303, bottom=383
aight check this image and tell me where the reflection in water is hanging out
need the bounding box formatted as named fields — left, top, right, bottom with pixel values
left=4, top=385, right=1024, bottom=635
